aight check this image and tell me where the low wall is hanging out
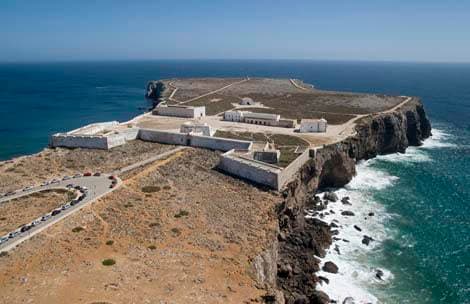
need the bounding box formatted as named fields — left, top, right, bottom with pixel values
left=137, top=129, right=252, bottom=152
left=68, top=121, right=119, bottom=135
left=219, top=151, right=281, bottom=189
left=49, top=134, right=109, bottom=149
left=277, top=149, right=312, bottom=189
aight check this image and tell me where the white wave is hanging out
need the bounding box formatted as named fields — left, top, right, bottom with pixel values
left=346, top=161, right=399, bottom=191
left=420, top=128, right=457, bottom=149
left=311, top=165, right=400, bottom=303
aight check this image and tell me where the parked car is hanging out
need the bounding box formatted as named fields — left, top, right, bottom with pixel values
left=0, top=236, right=8, bottom=244
left=51, top=179, right=60, bottom=184
left=109, top=183, right=116, bottom=189
left=70, top=199, right=79, bottom=206
left=32, top=219, right=41, bottom=226
left=62, top=176, right=71, bottom=181
left=108, top=175, right=116, bottom=180
left=8, top=231, right=20, bottom=238
left=83, top=172, right=92, bottom=177
left=73, top=174, right=82, bottom=178
left=66, top=184, right=74, bottom=188
left=41, top=214, right=51, bottom=221
left=51, top=209, right=61, bottom=216
left=22, top=186, right=32, bottom=192
left=93, top=172, right=101, bottom=176
left=41, top=181, right=49, bottom=186
left=20, top=225, right=32, bottom=233
left=5, top=191, right=15, bottom=196
left=61, top=204, right=71, bottom=210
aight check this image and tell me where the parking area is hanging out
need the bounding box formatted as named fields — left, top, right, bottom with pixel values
left=0, top=172, right=119, bottom=252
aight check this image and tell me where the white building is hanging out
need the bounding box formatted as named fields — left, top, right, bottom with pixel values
left=180, top=122, right=214, bottom=136
left=224, top=110, right=245, bottom=122
left=153, top=105, right=206, bottom=118
left=243, top=112, right=280, bottom=125
left=299, top=118, right=327, bottom=133
left=240, top=97, right=255, bottom=105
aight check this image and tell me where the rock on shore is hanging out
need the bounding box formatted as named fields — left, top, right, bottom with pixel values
left=272, top=98, right=431, bottom=303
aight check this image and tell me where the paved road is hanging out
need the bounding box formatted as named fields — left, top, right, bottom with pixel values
left=0, top=175, right=119, bottom=252
left=0, top=147, right=185, bottom=252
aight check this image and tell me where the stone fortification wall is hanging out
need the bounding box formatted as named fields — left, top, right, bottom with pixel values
left=277, top=149, right=312, bottom=189
left=137, top=129, right=251, bottom=151
left=219, top=150, right=282, bottom=189
left=49, top=134, right=109, bottom=149
left=68, top=121, right=119, bottom=135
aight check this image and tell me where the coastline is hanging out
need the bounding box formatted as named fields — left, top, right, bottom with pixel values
left=273, top=97, right=431, bottom=303
left=0, top=79, right=432, bottom=303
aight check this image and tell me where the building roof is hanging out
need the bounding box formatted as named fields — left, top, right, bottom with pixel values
left=300, top=118, right=327, bottom=124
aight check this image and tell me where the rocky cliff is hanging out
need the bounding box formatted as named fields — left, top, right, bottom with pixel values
left=258, top=98, right=431, bottom=304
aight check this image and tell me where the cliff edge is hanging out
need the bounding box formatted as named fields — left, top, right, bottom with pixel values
left=259, top=97, right=431, bottom=303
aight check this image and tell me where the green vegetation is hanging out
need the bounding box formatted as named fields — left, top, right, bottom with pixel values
left=105, top=240, right=114, bottom=246
left=174, top=210, right=189, bottom=218
left=141, top=186, right=161, bottom=193
left=72, top=226, right=84, bottom=233
left=163, top=185, right=171, bottom=190
left=148, top=245, right=157, bottom=250
left=171, top=227, right=181, bottom=236
left=102, top=258, right=116, bottom=266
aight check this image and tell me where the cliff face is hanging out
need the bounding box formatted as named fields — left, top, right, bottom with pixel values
left=145, top=80, right=166, bottom=106
left=259, top=98, right=431, bottom=304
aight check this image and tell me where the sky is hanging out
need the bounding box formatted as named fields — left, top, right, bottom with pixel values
left=1, top=0, right=470, bottom=63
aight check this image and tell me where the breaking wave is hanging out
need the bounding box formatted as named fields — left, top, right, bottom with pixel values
left=309, top=128, right=456, bottom=303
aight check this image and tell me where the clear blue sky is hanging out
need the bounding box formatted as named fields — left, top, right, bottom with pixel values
left=1, top=0, right=469, bottom=62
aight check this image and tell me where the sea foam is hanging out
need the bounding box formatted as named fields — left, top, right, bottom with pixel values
left=309, top=128, right=456, bottom=303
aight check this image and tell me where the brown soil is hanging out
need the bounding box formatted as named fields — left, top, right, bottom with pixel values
left=0, top=148, right=279, bottom=304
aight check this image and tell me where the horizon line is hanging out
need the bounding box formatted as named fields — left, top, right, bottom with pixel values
left=1, top=58, right=470, bottom=65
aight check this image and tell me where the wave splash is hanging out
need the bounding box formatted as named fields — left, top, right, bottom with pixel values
left=309, top=128, right=455, bottom=303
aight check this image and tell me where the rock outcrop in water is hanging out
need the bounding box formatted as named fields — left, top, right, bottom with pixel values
left=145, top=80, right=166, bottom=106
left=257, top=98, right=431, bottom=303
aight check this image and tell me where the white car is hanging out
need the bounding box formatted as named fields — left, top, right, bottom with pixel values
left=0, top=236, right=8, bottom=244
left=41, top=214, right=51, bottom=221
left=61, top=204, right=71, bottom=210
left=32, top=219, right=41, bottom=226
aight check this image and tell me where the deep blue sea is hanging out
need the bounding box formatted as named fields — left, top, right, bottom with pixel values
left=0, top=60, right=468, bottom=303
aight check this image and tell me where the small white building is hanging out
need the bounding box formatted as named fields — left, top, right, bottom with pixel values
left=224, top=110, right=245, bottom=122
left=299, top=118, right=327, bottom=133
left=153, top=105, right=206, bottom=118
left=180, top=122, right=214, bottom=136
left=240, top=97, right=255, bottom=105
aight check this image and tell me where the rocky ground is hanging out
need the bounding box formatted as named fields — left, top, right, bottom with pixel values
left=0, top=147, right=280, bottom=304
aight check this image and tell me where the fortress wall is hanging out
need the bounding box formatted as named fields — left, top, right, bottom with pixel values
left=277, top=149, right=312, bottom=189
left=49, top=134, right=109, bottom=149
left=67, top=121, right=119, bottom=135
left=138, top=129, right=252, bottom=151
left=138, top=129, right=188, bottom=145
left=219, top=151, right=281, bottom=189
left=190, top=135, right=252, bottom=151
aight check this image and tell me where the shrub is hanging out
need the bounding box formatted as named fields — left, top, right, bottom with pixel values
left=174, top=210, right=189, bottom=218
left=72, top=227, right=84, bottom=233
left=163, top=185, right=171, bottom=190
left=105, top=240, right=114, bottom=246
left=148, top=245, right=156, bottom=250
left=102, top=258, right=116, bottom=266
left=0, top=251, right=8, bottom=258
left=141, top=186, right=161, bottom=193
left=149, top=222, right=160, bottom=228
left=171, top=228, right=181, bottom=236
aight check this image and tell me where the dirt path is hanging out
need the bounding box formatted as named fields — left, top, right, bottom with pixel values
left=178, top=78, right=250, bottom=104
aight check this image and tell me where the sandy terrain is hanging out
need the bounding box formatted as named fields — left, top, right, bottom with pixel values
left=0, top=148, right=279, bottom=304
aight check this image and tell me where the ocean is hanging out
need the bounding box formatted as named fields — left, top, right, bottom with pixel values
left=0, top=60, right=469, bottom=303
